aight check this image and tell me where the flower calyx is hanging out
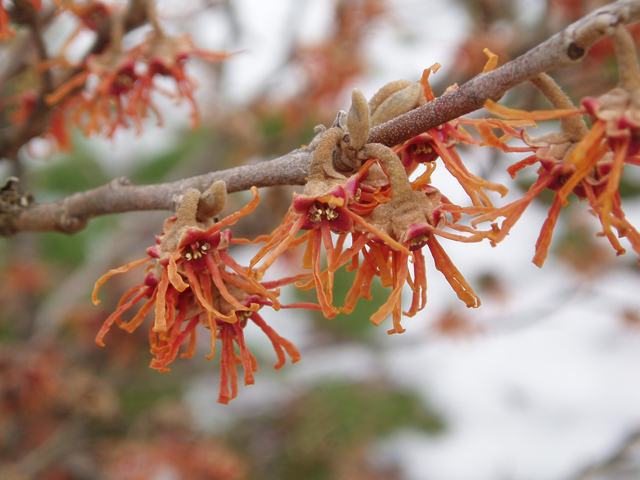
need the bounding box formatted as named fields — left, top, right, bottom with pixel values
left=360, top=143, right=442, bottom=250
left=149, top=181, right=227, bottom=261
left=582, top=24, right=640, bottom=153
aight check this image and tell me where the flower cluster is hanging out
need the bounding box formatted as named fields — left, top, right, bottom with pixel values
left=394, top=62, right=512, bottom=207
left=94, top=70, right=517, bottom=402
left=473, top=24, right=640, bottom=266
left=392, top=59, right=533, bottom=243
left=249, top=83, right=485, bottom=335
left=93, top=182, right=301, bottom=404
left=42, top=3, right=231, bottom=147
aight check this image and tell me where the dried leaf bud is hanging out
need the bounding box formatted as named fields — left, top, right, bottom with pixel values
left=368, top=80, right=414, bottom=115
left=370, top=82, right=425, bottom=126
left=197, top=180, right=227, bottom=221
left=346, top=88, right=371, bottom=151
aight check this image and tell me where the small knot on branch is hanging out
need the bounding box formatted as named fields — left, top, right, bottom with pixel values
left=0, top=177, right=33, bottom=213
left=567, top=43, right=586, bottom=60
left=109, top=177, right=132, bottom=188
left=59, top=215, right=88, bottom=234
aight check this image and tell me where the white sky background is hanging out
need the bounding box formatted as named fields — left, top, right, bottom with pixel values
left=24, top=0, right=640, bottom=478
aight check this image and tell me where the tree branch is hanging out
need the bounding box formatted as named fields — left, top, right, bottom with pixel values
left=1, top=148, right=312, bottom=234
left=2, top=0, right=639, bottom=236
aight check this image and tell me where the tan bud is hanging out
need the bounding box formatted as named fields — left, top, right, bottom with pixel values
left=368, top=79, right=413, bottom=116
left=197, top=180, right=227, bottom=221
left=370, top=82, right=424, bottom=126
left=176, top=188, right=201, bottom=224
left=346, top=88, right=371, bottom=151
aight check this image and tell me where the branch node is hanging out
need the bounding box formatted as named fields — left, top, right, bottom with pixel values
left=567, top=43, right=586, bottom=60
left=0, top=177, right=34, bottom=213
left=59, top=215, right=87, bottom=234
left=110, top=177, right=131, bottom=188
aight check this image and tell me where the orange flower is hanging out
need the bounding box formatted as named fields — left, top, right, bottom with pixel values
left=471, top=103, right=599, bottom=267
left=477, top=100, right=640, bottom=267
left=249, top=127, right=404, bottom=319
left=250, top=130, right=480, bottom=334
left=43, top=6, right=147, bottom=139
left=44, top=51, right=142, bottom=138
left=475, top=26, right=640, bottom=266
left=43, top=18, right=231, bottom=140
left=394, top=63, right=533, bottom=210
left=340, top=143, right=480, bottom=334
left=251, top=82, right=485, bottom=333
left=93, top=184, right=300, bottom=404
left=130, top=33, right=231, bottom=130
